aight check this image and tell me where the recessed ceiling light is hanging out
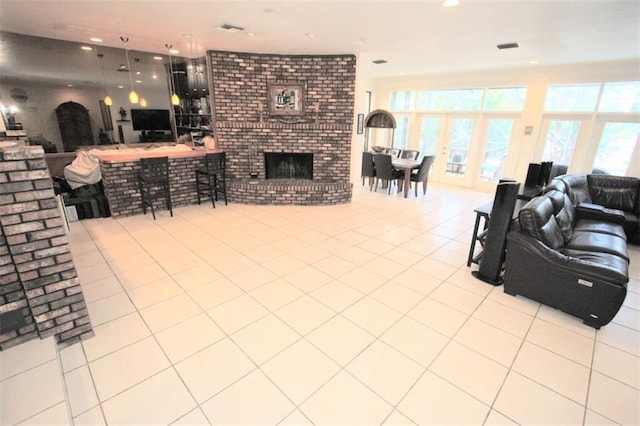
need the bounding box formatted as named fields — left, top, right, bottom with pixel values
left=152, top=74, right=158, bottom=79
left=372, top=59, right=388, bottom=64
left=81, top=46, right=92, bottom=51
left=169, top=49, right=179, bottom=55
left=90, top=37, right=103, bottom=43
left=246, top=32, right=256, bottom=37
left=135, top=80, right=142, bottom=84
left=153, top=56, right=163, bottom=60
left=136, top=71, right=141, bottom=75
left=529, top=60, right=539, bottom=64
left=305, top=33, right=316, bottom=39
left=67, top=84, right=73, bottom=87
left=442, top=0, right=460, bottom=7
left=497, top=42, right=519, bottom=50
left=118, top=85, right=124, bottom=89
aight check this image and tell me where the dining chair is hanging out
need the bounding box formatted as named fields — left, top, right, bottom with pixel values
left=372, top=154, right=403, bottom=194
left=384, top=148, right=401, bottom=158
left=361, top=151, right=376, bottom=190
left=137, top=156, right=173, bottom=220
left=196, top=152, right=228, bottom=208
left=409, top=155, right=436, bottom=196
left=400, top=149, right=419, bottom=160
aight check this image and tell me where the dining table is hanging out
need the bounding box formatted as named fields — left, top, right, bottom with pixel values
left=392, top=157, right=422, bottom=198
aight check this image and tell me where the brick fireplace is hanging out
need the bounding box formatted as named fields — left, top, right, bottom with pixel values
left=208, top=51, right=355, bottom=205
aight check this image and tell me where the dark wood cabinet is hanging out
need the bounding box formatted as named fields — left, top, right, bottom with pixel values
left=55, top=101, right=94, bottom=152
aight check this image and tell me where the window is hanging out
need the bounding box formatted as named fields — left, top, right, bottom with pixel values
left=484, top=87, right=527, bottom=111
left=541, top=120, right=581, bottom=164
left=599, top=81, right=640, bottom=113
left=393, top=116, right=409, bottom=149
left=592, top=122, right=640, bottom=175
left=480, top=119, right=514, bottom=181
left=419, top=118, right=440, bottom=157
left=416, top=89, right=483, bottom=111
left=389, top=91, right=415, bottom=111
left=544, top=84, right=600, bottom=112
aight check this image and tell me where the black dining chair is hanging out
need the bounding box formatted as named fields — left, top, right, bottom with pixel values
left=137, top=156, right=173, bottom=220
left=361, top=151, right=376, bottom=190
left=383, top=148, right=401, bottom=158
left=196, top=152, right=228, bottom=208
left=372, top=154, right=403, bottom=194
left=400, top=149, right=420, bottom=160
left=409, top=155, right=436, bottom=196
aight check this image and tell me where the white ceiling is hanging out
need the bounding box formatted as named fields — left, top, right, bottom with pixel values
left=1, top=0, right=639, bottom=89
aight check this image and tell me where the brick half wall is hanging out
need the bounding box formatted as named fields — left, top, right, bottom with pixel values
left=0, top=145, right=93, bottom=350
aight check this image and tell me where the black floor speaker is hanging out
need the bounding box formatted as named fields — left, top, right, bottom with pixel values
left=472, top=181, right=520, bottom=285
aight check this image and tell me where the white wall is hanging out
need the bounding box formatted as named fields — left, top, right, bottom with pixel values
left=350, top=59, right=639, bottom=188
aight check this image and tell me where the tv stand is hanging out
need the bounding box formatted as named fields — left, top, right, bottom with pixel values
left=139, top=130, right=174, bottom=142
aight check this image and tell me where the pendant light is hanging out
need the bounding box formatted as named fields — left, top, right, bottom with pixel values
left=139, top=98, right=148, bottom=107
left=96, top=52, right=113, bottom=106
left=120, top=36, right=139, bottom=104
left=165, top=43, right=180, bottom=106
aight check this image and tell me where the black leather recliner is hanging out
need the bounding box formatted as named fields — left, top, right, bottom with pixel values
left=504, top=189, right=628, bottom=328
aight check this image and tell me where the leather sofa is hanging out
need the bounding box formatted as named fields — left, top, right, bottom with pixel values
left=546, top=174, right=640, bottom=245
left=503, top=186, right=629, bottom=328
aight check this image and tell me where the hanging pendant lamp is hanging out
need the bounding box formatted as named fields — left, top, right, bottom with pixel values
left=121, top=36, right=139, bottom=104
left=97, top=52, right=113, bottom=106
left=165, top=43, right=180, bottom=106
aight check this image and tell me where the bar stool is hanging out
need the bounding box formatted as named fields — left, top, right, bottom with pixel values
left=137, top=156, right=173, bottom=220
left=196, top=152, right=227, bottom=208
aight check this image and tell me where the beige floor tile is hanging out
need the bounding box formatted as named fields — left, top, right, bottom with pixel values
left=82, top=312, right=150, bottom=362
left=587, top=371, right=640, bottom=425
left=187, top=278, right=243, bottom=310
left=472, top=298, right=534, bottom=338
left=512, top=341, right=590, bottom=404
left=89, top=337, right=169, bottom=401
left=526, top=318, right=595, bottom=366
left=101, top=368, right=196, bottom=425
left=430, top=341, right=508, bottom=405
left=0, top=337, right=57, bottom=381
left=0, top=360, right=65, bottom=425
left=155, top=313, right=225, bottom=363
left=309, top=280, right=364, bottom=312
left=262, top=339, right=340, bottom=404
left=16, top=402, right=69, bottom=426
left=306, top=315, right=376, bottom=366
left=200, top=369, right=294, bottom=425
left=274, top=295, right=336, bottom=335
left=86, top=292, right=136, bottom=326
left=342, top=296, right=403, bottom=336
left=398, top=370, right=489, bottom=425
left=408, top=297, right=468, bottom=337
left=592, top=341, right=640, bottom=389
left=139, top=293, right=202, bottom=333
left=206, top=293, right=269, bottom=334
left=64, top=364, right=99, bottom=417
left=369, top=281, right=425, bottom=313
left=249, top=279, right=304, bottom=311
left=126, top=276, right=184, bottom=310
left=347, top=340, right=424, bottom=405
left=339, top=266, right=388, bottom=294
left=299, top=371, right=392, bottom=425
left=494, top=371, right=584, bottom=425
left=231, top=314, right=300, bottom=365
left=454, top=317, right=522, bottom=367
left=429, top=282, right=484, bottom=315
left=175, top=338, right=255, bottom=403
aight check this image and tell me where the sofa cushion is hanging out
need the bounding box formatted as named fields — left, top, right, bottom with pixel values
left=566, top=231, right=629, bottom=261
left=518, top=196, right=565, bottom=250
left=546, top=190, right=574, bottom=242
left=573, top=219, right=627, bottom=240
left=559, top=249, right=629, bottom=284
left=587, top=174, right=640, bottom=213
left=560, top=174, right=591, bottom=204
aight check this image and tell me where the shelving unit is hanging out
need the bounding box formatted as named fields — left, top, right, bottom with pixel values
left=170, top=57, right=212, bottom=138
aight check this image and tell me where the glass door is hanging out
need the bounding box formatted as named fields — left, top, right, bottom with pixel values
left=475, top=117, right=519, bottom=191
left=418, top=114, right=478, bottom=187
left=589, top=118, right=640, bottom=175
left=536, top=118, right=587, bottom=168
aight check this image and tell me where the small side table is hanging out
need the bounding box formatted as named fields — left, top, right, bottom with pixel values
left=467, top=200, right=493, bottom=267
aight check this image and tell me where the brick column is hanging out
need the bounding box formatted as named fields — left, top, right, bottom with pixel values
left=0, top=145, right=93, bottom=350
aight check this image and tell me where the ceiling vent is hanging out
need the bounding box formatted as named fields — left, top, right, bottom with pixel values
left=372, top=59, right=388, bottom=64
left=497, top=42, right=519, bottom=50
left=218, top=23, right=245, bottom=32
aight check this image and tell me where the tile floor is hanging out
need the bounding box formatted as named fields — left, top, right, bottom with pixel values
left=1, top=183, right=639, bottom=425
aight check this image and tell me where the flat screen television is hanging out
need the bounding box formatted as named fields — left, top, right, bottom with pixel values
left=131, top=109, right=172, bottom=131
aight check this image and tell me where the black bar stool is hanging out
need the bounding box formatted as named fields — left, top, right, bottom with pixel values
left=137, top=156, right=173, bottom=219
left=196, top=152, right=227, bottom=208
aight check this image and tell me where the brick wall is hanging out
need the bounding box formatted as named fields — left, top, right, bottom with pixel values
left=0, top=145, right=93, bottom=350
left=101, top=155, right=208, bottom=217
left=209, top=51, right=355, bottom=204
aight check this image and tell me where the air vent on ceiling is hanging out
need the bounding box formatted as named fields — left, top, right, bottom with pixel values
left=218, top=23, right=245, bottom=32
left=372, top=59, right=388, bottom=64
left=497, top=42, right=519, bottom=50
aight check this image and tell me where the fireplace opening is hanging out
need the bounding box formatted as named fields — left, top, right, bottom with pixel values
left=264, top=152, right=313, bottom=179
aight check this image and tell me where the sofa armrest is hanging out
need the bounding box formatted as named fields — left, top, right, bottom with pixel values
left=576, top=202, right=626, bottom=225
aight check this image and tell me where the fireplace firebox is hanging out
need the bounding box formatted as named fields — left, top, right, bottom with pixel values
left=264, top=152, right=313, bottom=179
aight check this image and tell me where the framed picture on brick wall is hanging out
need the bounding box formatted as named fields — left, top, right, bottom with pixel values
left=268, top=81, right=305, bottom=116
